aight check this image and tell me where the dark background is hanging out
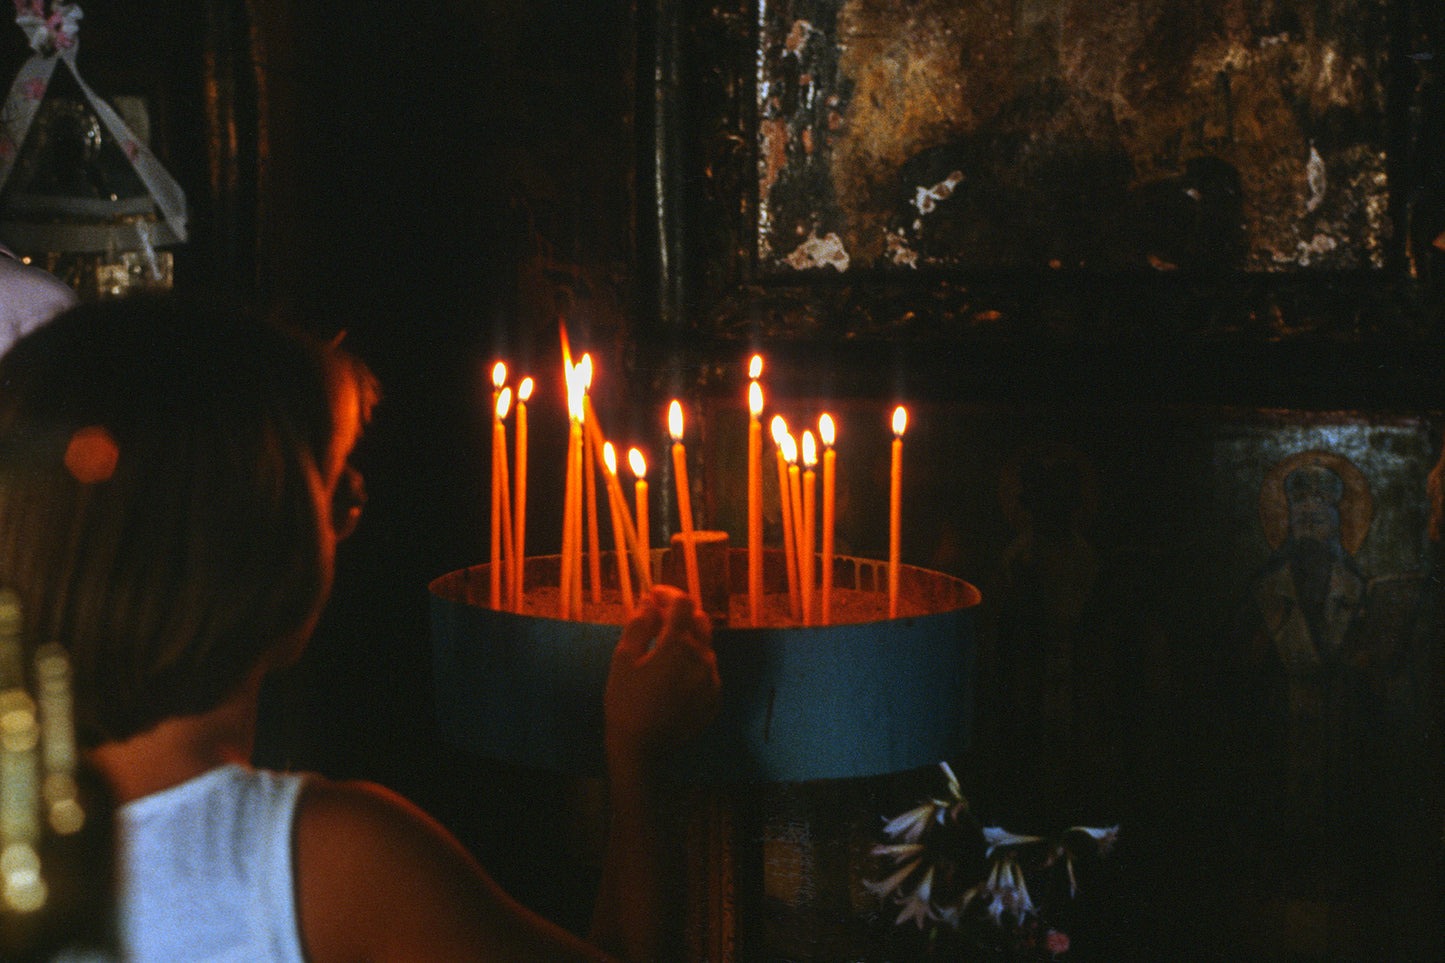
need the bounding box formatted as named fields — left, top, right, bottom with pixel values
left=5, top=2, right=1445, bottom=959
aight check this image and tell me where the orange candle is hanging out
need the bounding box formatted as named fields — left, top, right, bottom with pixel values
left=603, top=443, right=635, bottom=611
left=801, top=430, right=816, bottom=626
left=630, top=448, right=651, bottom=590
left=560, top=364, right=583, bottom=619
left=748, top=365, right=763, bottom=626
left=771, top=416, right=801, bottom=619
left=490, top=362, right=506, bottom=609
left=819, top=414, right=836, bottom=625
left=580, top=357, right=601, bottom=605
left=889, top=406, right=907, bottom=619
left=669, top=401, right=702, bottom=604
left=783, top=432, right=804, bottom=622
left=513, top=377, right=532, bottom=612
left=495, top=387, right=515, bottom=610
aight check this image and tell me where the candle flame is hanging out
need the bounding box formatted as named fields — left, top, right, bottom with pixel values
left=892, top=405, right=908, bottom=436
left=579, top=354, right=593, bottom=390
left=629, top=447, right=646, bottom=478
left=604, top=441, right=617, bottom=475
left=668, top=400, right=684, bottom=441
left=819, top=413, right=835, bottom=447
left=496, top=386, right=512, bottom=420
left=802, top=430, right=817, bottom=467
left=518, top=377, right=534, bottom=402
left=492, top=362, right=506, bottom=389
left=749, top=380, right=763, bottom=417
left=567, top=364, right=584, bottom=422
left=770, top=414, right=788, bottom=445
left=749, top=354, right=762, bottom=380
left=781, top=432, right=798, bottom=464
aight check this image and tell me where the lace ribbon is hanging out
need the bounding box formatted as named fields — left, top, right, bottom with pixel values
left=0, top=2, right=187, bottom=243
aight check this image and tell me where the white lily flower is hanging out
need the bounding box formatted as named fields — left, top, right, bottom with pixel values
left=893, top=867, right=935, bottom=928
left=982, top=826, right=1044, bottom=858
left=862, top=855, right=922, bottom=899
left=869, top=842, right=923, bottom=863
left=882, top=802, right=941, bottom=842
left=1066, top=824, right=1120, bottom=856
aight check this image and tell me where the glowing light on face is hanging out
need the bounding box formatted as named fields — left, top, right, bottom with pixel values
left=629, top=448, right=646, bottom=478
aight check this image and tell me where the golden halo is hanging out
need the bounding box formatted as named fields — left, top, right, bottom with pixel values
left=1259, top=449, right=1373, bottom=556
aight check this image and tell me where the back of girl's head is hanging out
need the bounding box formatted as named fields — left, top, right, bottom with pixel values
left=0, top=294, right=370, bottom=747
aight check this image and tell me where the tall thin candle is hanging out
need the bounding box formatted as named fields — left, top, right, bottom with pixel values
left=603, top=443, right=635, bottom=611
left=819, top=414, right=836, bottom=625
left=748, top=362, right=763, bottom=626
left=889, top=406, right=907, bottom=618
left=580, top=357, right=601, bottom=605
left=495, top=387, right=515, bottom=610
left=513, top=377, right=532, bottom=612
left=669, top=401, right=702, bottom=603
left=783, top=432, right=804, bottom=623
left=801, top=429, right=817, bottom=627
left=630, top=448, right=651, bottom=592
left=771, top=416, right=801, bottom=619
left=560, top=364, right=583, bottom=619
left=490, top=362, right=506, bottom=609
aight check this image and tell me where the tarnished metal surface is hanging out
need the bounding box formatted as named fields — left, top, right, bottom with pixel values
left=756, top=0, right=1391, bottom=274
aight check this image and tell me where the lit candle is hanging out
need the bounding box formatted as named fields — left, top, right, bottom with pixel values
left=603, top=443, right=635, bottom=611
left=819, top=414, right=836, bottom=626
left=889, top=405, right=907, bottom=618
left=490, top=362, right=507, bottom=610
left=560, top=364, right=583, bottom=619
left=669, top=400, right=702, bottom=603
left=580, top=356, right=601, bottom=605
left=771, top=416, right=801, bottom=619
left=513, top=377, right=532, bottom=613
left=748, top=359, right=763, bottom=626
left=495, top=387, right=515, bottom=610
left=630, top=448, right=651, bottom=590
left=801, top=429, right=817, bottom=627
left=783, top=431, right=804, bottom=624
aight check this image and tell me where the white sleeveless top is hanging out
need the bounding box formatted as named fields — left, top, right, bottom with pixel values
left=88, top=764, right=310, bottom=963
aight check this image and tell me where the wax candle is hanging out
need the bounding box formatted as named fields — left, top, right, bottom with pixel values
left=783, top=431, right=804, bottom=623
left=603, top=443, right=635, bottom=611
left=819, top=414, right=836, bottom=626
left=490, top=363, right=506, bottom=610
left=560, top=364, right=583, bottom=619
left=584, top=412, right=648, bottom=594
left=513, top=377, right=532, bottom=612
left=890, top=405, right=907, bottom=619
left=630, top=448, right=651, bottom=591
left=495, top=387, right=515, bottom=610
left=801, top=429, right=817, bottom=627
left=669, top=401, right=702, bottom=603
left=580, top=357, right=601, bottom=605
left=771, top=416, right=801, bottom=619
left=748, top=366, right=763, bottom=626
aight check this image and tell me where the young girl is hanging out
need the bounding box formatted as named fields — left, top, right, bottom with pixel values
left=0, top=295, right=719, bottom=962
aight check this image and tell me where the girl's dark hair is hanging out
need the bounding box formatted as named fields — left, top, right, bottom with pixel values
left=0, top=294, right=374, bottom=746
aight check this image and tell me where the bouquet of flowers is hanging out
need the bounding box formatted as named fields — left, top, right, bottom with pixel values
left=867, top=762, right=1117, bottom=961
